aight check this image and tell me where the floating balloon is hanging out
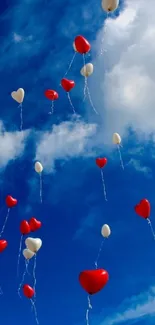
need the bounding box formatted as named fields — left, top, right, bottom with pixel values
left=96, top=158, right=108, bottom=201
left=25, top=238, right=42, bottom=253
left=23, top=248, right=35, bottom=260
left=11, top=88, right=25, bottom=131
left=29, top=217, right=42, bottom=232
left=96, top=158, right=107, bottom=169
left=79, top=269, right=109, bottom=294
left=101, top=0, right=119, bottom=12
left=35, top=162, right=43, bottom=203
left=101, top=224, right=111, bottom=238
left=20, top=220, right=31, bottom=235
left=35, top=162, right=43, bottom=173
left=0, top=240, right=8, bottom=253
left=0, top=195, right=18, bottom=239
left=44, top=89, right=59, bottom=114
left=80, top=63, right=94, bottom=77
left=61, top=78, right=76, bottom=114
left=74, top=35, right=91, bottom=54
left=23, top=284, right=34, bottom=298
left=112, top=133, right=124, bottom=169
left=112, top=132, right=121, bottom=144
left=6, top=195, right=17, bottom=208
left=135, top=199, right=150, bottom=219
left=135, top=199, right=155, bottom=240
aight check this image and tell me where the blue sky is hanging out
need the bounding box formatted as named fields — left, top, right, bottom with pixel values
left=1, top=0, right=155, bottom=324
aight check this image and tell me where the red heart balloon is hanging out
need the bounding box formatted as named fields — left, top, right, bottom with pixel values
left=20, top=220, right=31, bottom=235
left=44, top=89, right=59, bottom=101
left=29, top=217, right=42, bottom=232
left=96, top=158, right=107, bottom=168
left=23, top=284, right=34, bottom=299
left=79, top=269, right=109, bottom=295
left=61, top=78, right=75, bottom=92
left=74, top=35, right=91, bottom=54
left=5, top=195, right=17, bottom=208
left=0, top=240, right=8, bottom=253
left=135, top=199, right=150, bottom=219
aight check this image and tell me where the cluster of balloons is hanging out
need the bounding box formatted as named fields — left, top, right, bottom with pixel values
left=0, top=191, right=42, bottom=323
left=9, top=1, right=122, bottom=324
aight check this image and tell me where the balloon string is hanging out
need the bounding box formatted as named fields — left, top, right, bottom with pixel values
left=33, top=254, right=37, bottom=300
left=147, top=219, right=155, bottom=240
left=18, top=103, right=23, bottom=131
left=86, top=295, right=92, bottom=325
left=17, top=234, right=23, bottom=277
left=25, top=259, right=30, bottom=275
left=30, top=299, right=39, bottom=325
left=94, top=239, right=105, bottom=269
left=86, top=84, right=99, bottom=115
left=18, top=260, right=28, bottom=298
left=39, top=173, right=42, bottom=204
left=0, top=208, right=10, bottom=237
left=49, top=101, right=54, bottom=115
left=82, top=54, right=87, bottom=100
left=117, top=145, right=124, bottom=170
left=64, top=52, right=76, bottom=77
left=67, top=93, right=76, bottom=114
left=100, top=169, right=108, bottom=201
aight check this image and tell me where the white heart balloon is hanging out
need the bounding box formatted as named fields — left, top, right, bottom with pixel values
left=23, top=248, right=35, bottom=260
left=11, top=88, right=25, bottom=104
left=101, top=224, right=111, bottom=238
left=35, top=161, right=43, bottom=173
left=25, top=237, right=42, bottom=253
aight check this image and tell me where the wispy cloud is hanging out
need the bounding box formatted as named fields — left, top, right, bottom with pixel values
left=99, top=286, right=155, bottom=325
left=35, top=118, right=97, bottom=172
left=127, top=158, right=151, bottom=176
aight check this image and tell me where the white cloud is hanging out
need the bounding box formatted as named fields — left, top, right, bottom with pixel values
left=91, top=0, right=155, bottom=142
left=35, top=118, right=97, bottom=172
left=0, top=121, right=28, bottom=168
left=127, top=158, right=151, bottom=176
left=100, top=286, right=155, bottom=325
left=13, top=33, right=23, bottom=43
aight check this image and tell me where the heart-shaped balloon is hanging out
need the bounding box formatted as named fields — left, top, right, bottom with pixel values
left=44, top=89, right=59, bottom=101
left=6, top=195, right=18, bottom=208
left=23, top=248, right=35, bottom=260
left=25, top=237, right=42, bottom=253
left=0, top=240, right=8, bottom=253
left=29, top=217, right=42, bottom=232
left=135, top=199, right=150, bottom=219
left=23, top=284, right=34, bottom=298
left=74, top=35, right=91, bottom=54
left=61, top=78, right=75, bottom=92
left=20, top=220, right=31, bottom=235
left=11, top=88, right=25, bottom=104
left=96, top=158, right=107, bottom=168
left=79, top=269, right=109, bottom=295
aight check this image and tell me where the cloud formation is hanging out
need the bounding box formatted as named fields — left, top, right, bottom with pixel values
left=100, top=286, right=155, bottom=325
left=92, top=0, right=155, bottom=142
left=0, top=121, right=28, bottom=168
left=35, top=118, right=97, bottom=171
